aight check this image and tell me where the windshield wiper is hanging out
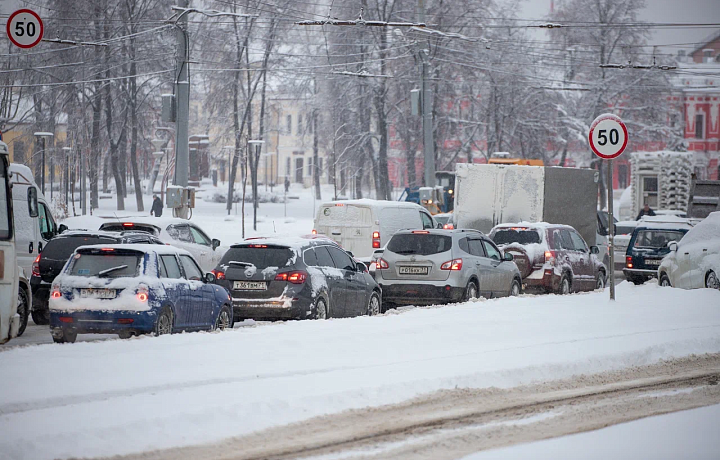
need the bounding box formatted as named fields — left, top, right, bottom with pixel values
left=228, top=261, right=252, bottom=267
left=98, top=265, right=128, bottom=277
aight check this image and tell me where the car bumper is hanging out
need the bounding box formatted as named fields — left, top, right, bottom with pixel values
left=378, top=282, right=464, bottom=305
left=523, top=268, right=561, bottom=292
left=231, top=297, right=312, bottom=321
left=623, top=268, right=658, bottom=278
left=50, top=310, right=157, bottom=335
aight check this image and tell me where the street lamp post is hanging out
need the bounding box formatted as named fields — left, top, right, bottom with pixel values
left=34, top=132, right=53, bottom=196
left=62, top=147, right=71, bottom=207
left=248, top=140, right=264, bottom=231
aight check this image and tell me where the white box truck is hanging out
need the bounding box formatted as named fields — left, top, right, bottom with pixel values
left=0, top=141, right=20, bottom=344
left=453, top=163, right=607, bottom=265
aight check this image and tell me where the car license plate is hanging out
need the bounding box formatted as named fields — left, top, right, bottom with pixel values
left=80, top=288, right=116, bottom=299
left=233, top=281, right=267, bottom=290
left=645, top=259, right=661, bottom=266
left=398, top=266, right=429, bottom=275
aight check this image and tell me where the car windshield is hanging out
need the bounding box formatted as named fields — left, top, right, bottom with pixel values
left=633, top=230, right=685, bottom=249
left=386, top=234, right=452, bottom=256
left=492, top=229, right=541, bottom=245
left=222, top=246, right=293, bottom=269
left=42, top=236, right=118, bottom=262
left=70, top=253, right=141, bottom=277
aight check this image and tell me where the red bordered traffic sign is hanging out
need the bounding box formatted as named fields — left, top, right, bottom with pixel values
left=588, top=113, right=628, bottom=160
left=6, top=9, right=44, bottom=49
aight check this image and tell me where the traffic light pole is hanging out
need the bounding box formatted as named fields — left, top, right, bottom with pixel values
left=173, top=0, right=190, bottom=219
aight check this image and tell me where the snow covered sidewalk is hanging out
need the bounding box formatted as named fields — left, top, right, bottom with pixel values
left=1, top=282, right=719, bottom=460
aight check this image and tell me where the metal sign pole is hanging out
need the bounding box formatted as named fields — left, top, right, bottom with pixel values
left=607, top=159, right=615, bottom=301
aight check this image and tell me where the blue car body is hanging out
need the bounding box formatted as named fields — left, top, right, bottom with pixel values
left=49, top=244, right=232, bottom=342
left=623, top=225, right=690, bottom=284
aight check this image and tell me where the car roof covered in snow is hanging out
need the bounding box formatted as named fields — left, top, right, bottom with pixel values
left=635, top=221, right=694, bottom=231
left=74, top=243, right=190, bottom=256
left=491, top=221, right=575, bottom=232
left=679, top=212, right=720, bottom=247
left=639, top=215, right=695, bottom=226
left=231, top=235, right=341, bottom=251
left=317, top=199, right=426, bottom=211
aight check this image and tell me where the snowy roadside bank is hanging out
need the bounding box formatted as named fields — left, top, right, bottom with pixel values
left=1, top=283, right=719, bottom=459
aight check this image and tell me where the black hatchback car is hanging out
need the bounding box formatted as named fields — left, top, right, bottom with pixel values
left=211, top=236, right=382, bottom=321
left=623, top=223, right=691, bottom=285
left=30, top=230, right=164, bottom=325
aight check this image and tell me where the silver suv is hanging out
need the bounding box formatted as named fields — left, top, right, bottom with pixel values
left=375, top=229, right=522, bottom=307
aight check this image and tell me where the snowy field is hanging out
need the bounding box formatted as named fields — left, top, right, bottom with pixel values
left=1, top=282, right=719, bottom=459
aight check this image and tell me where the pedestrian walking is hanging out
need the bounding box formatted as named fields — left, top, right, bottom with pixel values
left=151, top=194, right=164, bottom=217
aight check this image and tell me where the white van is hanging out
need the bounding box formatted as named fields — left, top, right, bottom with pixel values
left=9, top=164, right=61, bottom=282
left=313, top=199, right=437, bottom=260
left=1, top=142, right=20, bottom=343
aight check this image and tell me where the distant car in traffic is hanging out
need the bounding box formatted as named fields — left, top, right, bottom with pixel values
left=374, top=229, right=521, bottom=307
left=97, top=217, right=223, bottom=271
left=433, top=213, right=454, bottom=229
left=612, top=220, right=640, bottom=273
left=30, top=230, right=164, bottom=326
left=623, top=222, right=692, bottom=285
left=49, top=244, right=232, bottom=343
left=212, top=236, right=381, bottom=321
left=313, top=199, right=437, bottom=261
left=658, top=212, right=720, bottom=290
left=490, top=222, right=606, bottom=294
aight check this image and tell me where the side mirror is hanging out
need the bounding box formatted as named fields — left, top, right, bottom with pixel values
left=28, top=187, right=39, bottom=218
left=204, top=272, right=216, bottom=283
left=503, top=252, right=514, bottom=262
left=211, top=238, right=221, bottom=250
left=58, top=224, right=68, bottom=234
left=590, top=246, right=600, bottom=255
left=356, top=262, right=368, bottom=273
left=668, top=241, right=678, bottom=252
left=436, top=222, right=443, bottom=229
left=347, top=250, right=355, bottom=258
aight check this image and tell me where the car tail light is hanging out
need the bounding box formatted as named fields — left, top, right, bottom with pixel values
left=32, top=254, right=41, bottom=277
left=443, top=223, right=454, bottom=230
left=441, top=259, right=463, bottom=270
left=275, top=271, right=307, bottom=284
left=626, top=256, right=633, bottom=269
left=545, top=251, right=556, bottom=264
left=59, top=316, right=73, bottom=323
left=372, top=231, right=381, bottom=249
left=312, top=229, right=317, bottom=235
left=51, top=290, right=62, bottom=299
left=122, top=223, right=134, bottom=227
left=101, top=248, right=115, bottom=252
left=376, top=258, right=389, bottom=270
left=248, top=244, right=268, bottom=248
left=412, top=230, right=430, bottom=234
left=211, top=269, right=225, bottom=280
left=135, top=285, right=149, bottom=302
left=117, top=318, right=134, bottom=324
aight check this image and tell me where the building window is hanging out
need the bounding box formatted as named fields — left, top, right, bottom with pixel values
left=695, top=114, right=704, bottom=139
left=295, top=157, right=304, bottom=183
left=286, top=115, right=292, bottom=135
left=704, top=50, right=712, bottom=63
left=297, top=114, right=303, bottom=135
left=286, top=157, right=291, bottom=177
left=307, top=113, right=313, bottom=134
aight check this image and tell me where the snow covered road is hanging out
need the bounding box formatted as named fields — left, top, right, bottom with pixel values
left=1, top=282, right=719, bottom=459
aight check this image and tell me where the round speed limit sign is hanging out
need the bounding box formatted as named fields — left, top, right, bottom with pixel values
left=588, top=113, right=628, bottom=160
left=6, top=9, right=44, bottom=49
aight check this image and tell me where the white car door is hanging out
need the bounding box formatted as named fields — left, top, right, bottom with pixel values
left=188, top=225, right=214, bottom=270
left=674, top=244, right=694, bottom=289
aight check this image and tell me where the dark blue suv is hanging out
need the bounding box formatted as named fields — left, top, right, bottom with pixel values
left=623, top=224, right=691, bottom=285
left=49, top=244, right=233, bottom=343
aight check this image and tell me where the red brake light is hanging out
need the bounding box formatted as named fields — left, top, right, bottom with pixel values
left=443, top=223, right=454, bottom=230
left=312, top=229, right=317, bottom=235
left=545, top=251, right=556, bottom=264
left=137, top=293, right=148, bottom=302
left=101, top=248, right=115, bottom=252
left=122, top=223, right=134, bottom=227
left=412, top=230, right=430, bottom=234
left=335, top=203, right=344, bottom=207
left=372, top=232, right=380, bottom=239
left=626, top=256, right=633, bottom=269
left=275, top=271, right=307, bottom=284
left=59, top=316, right=73, bottom=323
left=441, top=259, right=463, bottom=270
left=372, top=231, right=381, bottom=248
left=248, top=244, right=268, bottom=248
left=376, top=258, right=389, bottom=270
left=51, top=290, right=62, bottom=298
left=32, top=254, right=41, bottom=277
left=211, top=269, right=225, bottom=280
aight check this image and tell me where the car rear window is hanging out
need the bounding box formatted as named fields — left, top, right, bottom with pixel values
left=386, top=234, right=452, bottom=256
left=42, top=236, right=118, bottom=263
left=633, top=230, right=685, bottom=248
left=222, top=246, right=294, bottom=269
left=70, top=253, right=141, bottom=277
left=492, top=229, right=541, bottom=245
left=615, top=225, right=636, bottom=235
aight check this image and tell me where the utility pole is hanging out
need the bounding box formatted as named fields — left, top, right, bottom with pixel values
left=418, top=0, right=435, bottom=187
left=174, top=0, right=190, bottom=219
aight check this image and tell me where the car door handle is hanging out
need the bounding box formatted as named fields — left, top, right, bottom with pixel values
left=684, top=252, right=689, bottom=255
left=29, top=242, right=33, bottom=253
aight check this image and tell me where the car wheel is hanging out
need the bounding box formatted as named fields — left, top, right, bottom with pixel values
left=314, top=297, right=328, bottom=320
left=465, top=281, right=479, bottom=301
left=53, top=329, right=77, bottom=344
left=557, top=274, right=571, bottom=295
left=659, top=273, right=672, bottom=287
left=17, top=287, right=29, bottom=337
left=215, top=306, right=233, bottom=331
left=118, top=331, right=133, bottom=339
left=510, top=279, right=521, bottom=297
left=367, top=292, right=381, bottom=316
left=154, top=307, right=173, bottom=336
left=31, top=308, right=49, bottom=326
left=596, top=272, right=606, bottom=290
left=706, top=271, right=720, bottom=290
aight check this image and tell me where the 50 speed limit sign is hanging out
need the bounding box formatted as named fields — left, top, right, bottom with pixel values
left=6, top=9, right=44, bottom=49
left=588, top=113, right=628, bottom=160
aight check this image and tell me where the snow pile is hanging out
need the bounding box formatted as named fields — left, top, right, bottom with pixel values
left=1, top=283, right=719, bottom=459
